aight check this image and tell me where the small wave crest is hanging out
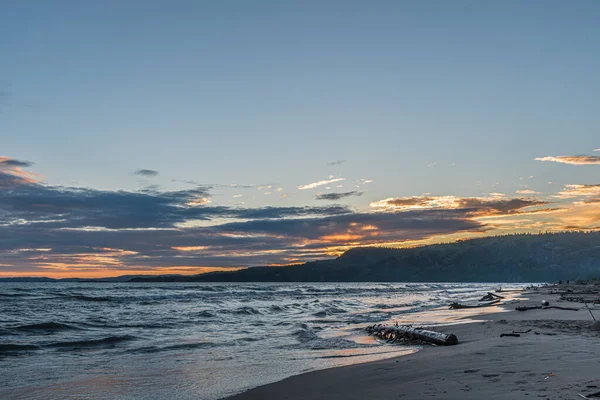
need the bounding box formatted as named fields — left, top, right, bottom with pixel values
left=128, top=341, right=216, bottom=354
left=48, top=335, right=136, bottom=349
left=312, top=306, right=347, bottom=317
left=221, top=306, right=262, bottom=315
left=0, top=344, right=41, bottom=353
left=13, top=322, right=81, bottom=332
left=291, top=324, right=370, bottom=350
left=197, top=310, right=215, bottom=318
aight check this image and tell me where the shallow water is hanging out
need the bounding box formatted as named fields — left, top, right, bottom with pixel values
left=0, top=282, right=519, bottom=399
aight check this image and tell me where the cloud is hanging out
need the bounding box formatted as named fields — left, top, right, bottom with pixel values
left=553, top=184, right=600, bottom=199
left=535, top=155, right=600, bottom=165
left=327, top=160, right=346, bottom=166
left=315, top=191, right=363, bottom=201
left=0, top=157, right=34, bottom=168
left=370, top=195, right=549, bottom=216
left=516, top=189, right=542, bottom=195
left=134, top=169, right=159, bottom=177
left=298, top=177, right=345, bottom=190
left=594, top=149, right=600, bottom=152
left=0, top=156, right=41, bottom=187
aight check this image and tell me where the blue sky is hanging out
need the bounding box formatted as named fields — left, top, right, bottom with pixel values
left=1, top=1, right=599, bottom=276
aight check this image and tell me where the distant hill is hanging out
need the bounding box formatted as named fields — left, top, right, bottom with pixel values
left=0, top=277, right=58, bottom=282
left=132, top=231, right=600, bottom=283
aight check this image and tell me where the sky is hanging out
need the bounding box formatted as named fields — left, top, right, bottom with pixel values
left=1, top=1, right=599, bottom=277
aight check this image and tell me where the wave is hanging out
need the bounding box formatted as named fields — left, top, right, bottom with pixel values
left=290, top=324, right=371, bottom=350
left=220, top=306, right=262, bottom=315
left=69, top=294, right=113, bottom=302
left=0, top=343, right=41, bottom=353
left=312, top=306, right=347, bottom=317
left=48, top=335, right=136, bottom=349
left=13, top=322, right=82, bottom=332
left=128, top=341, right=217, bottom=354
left=197, top=310, right=215, bottom=318
left=49, top=292, right=114, bottom=302
left=0, top=292, right=31, bottom=298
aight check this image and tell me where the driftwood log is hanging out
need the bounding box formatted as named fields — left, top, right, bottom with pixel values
left=515, top=305, right=579, bottom=312
left=480, top=292, right=504, bottom=301
left=449, top=299, right=501, bottom=309
left=366, top=324, right=458, bottom=346
left=495, top=289, right=522, bottom=293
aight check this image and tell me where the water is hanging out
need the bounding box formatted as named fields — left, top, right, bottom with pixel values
left=0, top=282, right=516, bottom=399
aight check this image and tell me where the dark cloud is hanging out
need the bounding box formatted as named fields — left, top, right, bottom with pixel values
left=456, top=198, right=548, bottom=215
left=327, top=160, right=346, bottom=166
left=0, top=158, right=34, bottom=168
left=378, top=196, right=437, bottom=207
left=0, top=180, right=350, bottom=230
left=0, top=208, right=485, bottom=271
left=134, top=169, right=159, bottom=177
left=371, top=196, right=549, bottom=216
left=315, top=191, right=363, bottom=201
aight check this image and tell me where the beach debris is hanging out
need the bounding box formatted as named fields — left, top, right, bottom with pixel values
left=480, top=292, right=504, bottom=301
left=449, top=299, right=500, bottom=309
left=495, top=288, right=522, bottom=293
left=365, top=324, right=458, bottom=346
left=515, top=305, right=579, bottom=312
left=545, top=372, right=555, bottom=380
left=578, top=391, right=600, bottom=399
left=500, top=333, right=520, bottom=338
left=562, top=296, right=600, bottom=304
left=513, top=329, right=532, bottom=334
left=541, top=300, right=550, bottom=307
left=584, top=303, right=597, bottom=321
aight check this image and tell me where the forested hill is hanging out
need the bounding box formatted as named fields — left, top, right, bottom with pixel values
left=134, top=231, right=600, bottom=283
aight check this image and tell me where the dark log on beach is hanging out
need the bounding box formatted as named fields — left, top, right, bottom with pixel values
left=500, top=333, right=521, bottom=337
left=480, top=292, right=505, bottom=301
left=560, top=295, right=600, bottom=304
left=365, top=324, right=458, bottom=346
left=515, top=305, right=579, bottom=312
left=495, top=289, right=522, bottom=293
left=449, top=299, right=501, bottom=309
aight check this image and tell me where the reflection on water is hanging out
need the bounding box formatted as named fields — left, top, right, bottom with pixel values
left=0, top=282, right=525, bottom=400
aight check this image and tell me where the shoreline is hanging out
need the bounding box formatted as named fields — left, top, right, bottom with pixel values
left=227, top=286, right=600, bottom=399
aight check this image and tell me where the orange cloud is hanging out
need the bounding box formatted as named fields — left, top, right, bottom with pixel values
left=370, top=195, right=548, bottom=216
left=553, top=184, right=600, bottom=199
left=0, top=156, right=42, bottom=186
left=535, top=155, right=600, bottom=165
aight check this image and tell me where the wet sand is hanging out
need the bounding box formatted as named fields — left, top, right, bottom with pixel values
left=228, top=288, right=600, bottom=399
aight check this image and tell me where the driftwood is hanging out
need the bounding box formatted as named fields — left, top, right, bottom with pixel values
left=500, top=333, right=520, bottom=337
left=515, top=305, right=579, bottom=312
left=578, top=391, right=600, bottom=399
left=561, top=295, right=600, bottom=304
left=495, top=289, right=522, bottom=293
left=480, top=292, right=505, bottom=301
left=366, top=324, right=458, bottom=346
left=449, top=299, right=501, bottom=309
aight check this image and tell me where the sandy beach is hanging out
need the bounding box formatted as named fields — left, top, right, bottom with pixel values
left=229, top=285, right=600, bottom=400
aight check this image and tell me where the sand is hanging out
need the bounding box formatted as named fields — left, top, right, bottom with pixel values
left=228, top=288, right=600, bottom=400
